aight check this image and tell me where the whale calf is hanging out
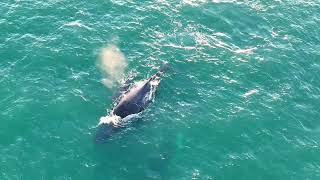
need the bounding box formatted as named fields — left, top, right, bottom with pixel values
left=95, top=65, right=168, bottom=142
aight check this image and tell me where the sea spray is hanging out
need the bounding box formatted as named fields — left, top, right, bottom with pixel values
left=98, top=44, right=127, bottom=88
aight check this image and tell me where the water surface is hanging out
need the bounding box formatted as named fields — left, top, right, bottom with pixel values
left=1, top=0, right=320, bottom=179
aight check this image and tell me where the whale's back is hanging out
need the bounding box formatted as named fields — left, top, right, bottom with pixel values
left=112, top=80, right=151, bottom=118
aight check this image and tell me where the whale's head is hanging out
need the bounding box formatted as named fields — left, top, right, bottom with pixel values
left=95, top=115, right=122, bottom=143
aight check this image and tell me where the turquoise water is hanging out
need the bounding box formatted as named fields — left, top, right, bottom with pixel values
left=1, top=0, right=320, bottom=179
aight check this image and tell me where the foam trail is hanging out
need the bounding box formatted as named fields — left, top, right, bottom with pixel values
left=98, top=44, right=127, bottom=88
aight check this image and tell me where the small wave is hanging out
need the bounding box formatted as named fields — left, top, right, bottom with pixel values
left=163, top=43, right=196, bottom=50
left=63, top=20, right=92, bottom=30
left=234, top=47, right=257, bottom=54
left=182, top=0, right=207, bottom=6
left=242, top=89, right=259, bottom=98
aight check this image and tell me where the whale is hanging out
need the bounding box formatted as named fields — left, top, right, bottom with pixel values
left=95, top=65, right=168, bottom=142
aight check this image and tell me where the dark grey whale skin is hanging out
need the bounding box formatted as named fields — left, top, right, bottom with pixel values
left=95, top=65, right=168, bottom=143
left=95, top=77, right=155, bottom=143
left=112, top=78, right=152, bottom=118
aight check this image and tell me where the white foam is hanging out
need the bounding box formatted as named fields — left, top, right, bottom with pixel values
left=242, top=89, right=259, bottom=98
left=235, top=47, right=257, bottom=54
left=182, top=0, right=207, bottom=6
left=99, top=115, right=121, bottom=125
left=122, top=113, right=141, bottom=122
left=64, top=20, right=92, bottom=30
left=99, top=113, right=141, bottom=126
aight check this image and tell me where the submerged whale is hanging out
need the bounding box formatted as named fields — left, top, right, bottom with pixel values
left=95, top=65, right=168, bottom=142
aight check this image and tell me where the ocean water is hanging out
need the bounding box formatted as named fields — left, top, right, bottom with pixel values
left=1, top=0, right=320, bottom=179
